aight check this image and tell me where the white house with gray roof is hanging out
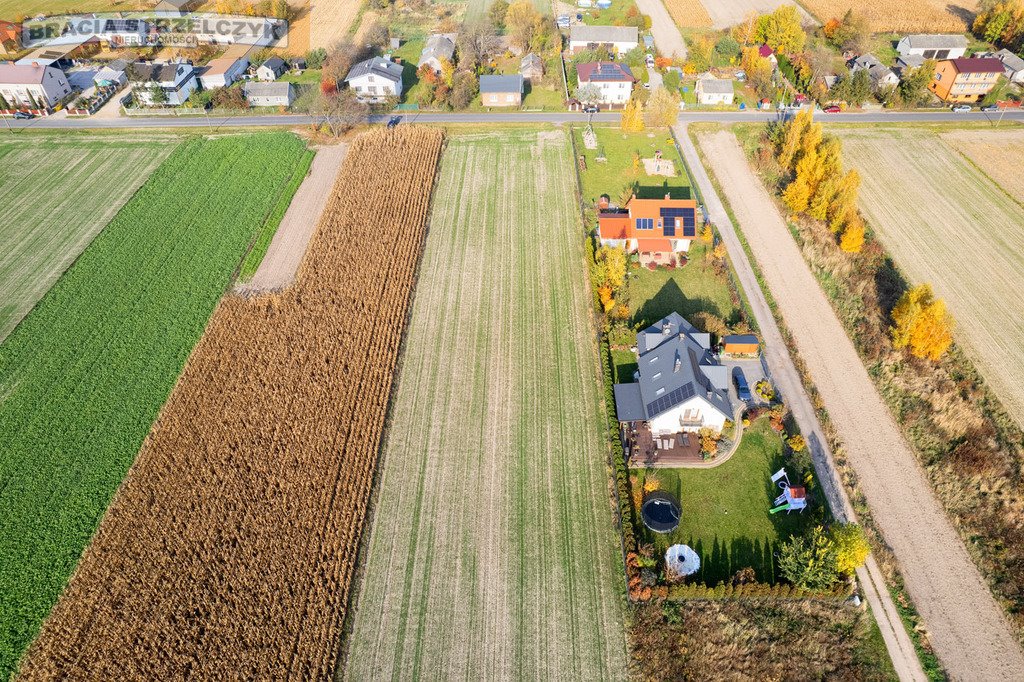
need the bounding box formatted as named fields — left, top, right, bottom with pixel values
left=418, top=33, right=457, bottom=73
left=986, top=49, right=1024, bottom=84
left=345, top=56, right=403, bottom=102
left=849, top=53, right=899, bottom=90
left=613, top=312, right=732, bottom=435
left=569, top=25, right=638, bottom=56
left=129, top=62, right=197, bottom=106
left=695, top=76, right=734, bottom=105
left=243, top=81, right=294, bottom=107
left=896, top=34, right=968, bottom=60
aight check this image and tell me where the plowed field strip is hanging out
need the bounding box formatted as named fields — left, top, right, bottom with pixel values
left=344, top=131, right=627, bottom=680
left=17, top=128, right=444, bottom=680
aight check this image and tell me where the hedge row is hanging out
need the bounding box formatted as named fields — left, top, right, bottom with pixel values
left=599, top=335, right=638, bottom=554
left=666, top=580, right=852, bottom=602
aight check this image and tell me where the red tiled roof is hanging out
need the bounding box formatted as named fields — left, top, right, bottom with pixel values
left=758, top=44, right=773, bottom=58
left=598, top=213, right=630, bottom=240
left=949, top=57, right=1004, bottom=74
left=636, top=238, right=673, bottom=253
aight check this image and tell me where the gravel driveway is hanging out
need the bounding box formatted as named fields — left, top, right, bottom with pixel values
left=695, top=128, right=1024, bottom=680
left=633, top=0, right=687, bottom=58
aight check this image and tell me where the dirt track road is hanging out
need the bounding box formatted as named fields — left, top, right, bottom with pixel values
left=696, top=129, right=1024, bottom=680
left=237, top=144, right=347, bottom=294
left=634, top=0, right=687, bottom=58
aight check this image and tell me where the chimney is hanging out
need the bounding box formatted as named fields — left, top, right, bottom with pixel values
left=674, top=355, right=681, bottom=373
left=662, top=321, right=671, bottom=336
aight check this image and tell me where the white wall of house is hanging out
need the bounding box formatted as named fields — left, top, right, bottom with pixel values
left=648, top=395, right=728, bottom=435
left=583, top=79, right=632, bottom=104
left=670, top=238, right=692, bottom=252
left=896, top=38, right=966, bottom=60
left=696, top=88, right=733, bottom=105
left=0, top=68, right=71, bottom=108
left=135, top=74, right=197, bottom=106
left=199, top=59, right=247, bottom=89
left=346, top=73, right=402, bottom=101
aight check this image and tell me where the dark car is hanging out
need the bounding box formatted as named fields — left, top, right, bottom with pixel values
left=583, top=105, right=599, bottom=113
left=823, top=105, right=841, bottom=114
left=733, top=367, right=752, bottom=402
left=386, top=115, right=401, bottom=128
left=13, top=111, right=33, bottom=120
left=981, top=104, right=999, bottom=112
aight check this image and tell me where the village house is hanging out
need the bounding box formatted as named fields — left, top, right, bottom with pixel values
left=928, top=57, right=1004, bottom=103
left=758, top=44, right=778, bottom=66
left=0, top=20, right=21, bottom=56
left=614, top=312, right=733, bottom=438
left=520, top=53, right=544, bottom=84
left=0, top=63, right=73, bottom=110
left=597, top=194, right=698, bottom=263
left=479, top=74, right=523, bottom=107
left=93, top=59, right=129, bottom=87
left=243, top=81, right=294, bottom=107
left=256, top=56, right=287, bottom=81
left=199, top=55, right=249, bottom=89
left=695, top=76, right=734, bottom=105
left=417, top=33, right=456, bottom=74
left=568, top=25, right=638, bottom=55
left=153, top=0, right=200, bottom=13
left=576, top=61, right=634, bottom=105
left=897, top=34, right=968, bottom=60
left=129, top=62, right=197, bottom=106
left=344, top=56, right=403, bottom=102
left=849, top=53, right=899, bottom=89
left=986, top=49, right=1024, bottom=85
left=894, top=54, right=926, bottom=77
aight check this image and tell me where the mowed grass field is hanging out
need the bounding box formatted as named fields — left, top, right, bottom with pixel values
left=941, top=129, right=1024, bottom=204
left=838, top=128, right=1024, bottom=421
left=344, top=131, right=627, bottom=680
left=0, top=133, right=310, bottom=677
left=0, top=137, right=174, bottom=342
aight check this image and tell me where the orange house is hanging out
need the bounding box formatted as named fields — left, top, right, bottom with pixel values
left=0, top=21, right=21, bottom=56
left=928, top=57, right=1004, bottom=103
left=598, top=194, right=699, bottom=263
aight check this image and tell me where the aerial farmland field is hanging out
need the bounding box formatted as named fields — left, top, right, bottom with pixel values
left=940, top=129, right=1024, bottom=204
left=837, top=127, right=1024, bottom=423
left=344, top=130, right=627, bottom=680
left=697, top=0, right=814, bottom=29
left=0, top=133, right=311, bottom=677
left=797, top=0, right=972, bottom=31
left=0, top=136, right=174, bottom=342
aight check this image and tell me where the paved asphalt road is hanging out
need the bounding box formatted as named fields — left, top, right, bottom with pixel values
left=3, top=109, right=1024, bottom=130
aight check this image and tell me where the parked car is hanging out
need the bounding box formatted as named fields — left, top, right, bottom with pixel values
left=733, top=367, right=752, bottom=402
left=583, top=105, right=599, bottom=113
left=980, top=104, right=999, bottom=112
left=823, top=105, right=841, bottom=113
left=387, top=115, right=401, bottom=128
left=556, top=14, right=570, bottom=28
left=951, top=104, right=972, bottom=112
left=13, top=111, right=33, bottom=119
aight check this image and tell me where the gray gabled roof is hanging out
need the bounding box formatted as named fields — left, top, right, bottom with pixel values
left=995, top=48, right=1024, bottom=72
left=569, top=24, right=638, bottom=45
left=697, top=76, right=733, bottom=94
left=614, top=313, right=732, bottom=423
left=900, top=34, right=968, bottom=49
left=243, top=81, right=293, bottom=97
left=520, top=52, right=543, bottom=71
left=129, top=62, right=193, bottom=84
left=479, top=74, right=522, bottom=93
left=261, top=56, right=286, bottom=72
left=345, top=56, right=403, bottom=84
left=418, top=33, right=456, bottom=67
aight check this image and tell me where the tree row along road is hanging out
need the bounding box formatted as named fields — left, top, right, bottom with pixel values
left=688, top=126, right=1024, bottom=681
left=3, top=110, right=1024, bottom=130
left=673, top=124, right=926, bottom=682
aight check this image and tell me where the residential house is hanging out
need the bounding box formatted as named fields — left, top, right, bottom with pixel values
left=417, top=33, right=456, bottom=74
left=96, top=18, right=148, bottom=47
left=256, top=56, right=287, bottom=81
left=894, top=54, right=925, bottom=76
left=758, top=44, right=778, bottom=66
left=344, top=56, right=403, bottom=102
left=200, top=55, right=249, bottom=89
left=613, top=312, right=733, bottom=436
left=695, top=76, right=734, bottom=105
left=568, top=25, right=638, bottom=55
left=130, top=62, right=197, bottom=105
left=243, top=81, right=294, bottom=106
left=0, top=63, right=72, bottom=110
left=480, top=74, right=523, bottom=107
left=520, top=52, right=544, bottom=84
left=849, top=53, right=899, bottom=89
left=928, top=57, right=1004, bottom=103
left=0, top=20, right=22, bottom=56
left=988, top=48, right=1024, bottom=85
left=576, top=61, right=634, bottom=105
left=896, top=34, right=968, bottom=60
left=598, top=194, right=699, bottom=262
left=93, top=59, right=129, bottom=87
left=153, top=0, right=200, bottom=12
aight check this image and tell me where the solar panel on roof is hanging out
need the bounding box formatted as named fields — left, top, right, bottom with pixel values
left=645, top=382, right=694, bottom=417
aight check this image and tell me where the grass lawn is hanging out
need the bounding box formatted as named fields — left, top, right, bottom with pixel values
left=575, top=126, right=692, bottom=206
left=581, top=0, right=640, bottom=26
left=280, top=68, right=322, bottom=84
left=624, top=241, right=741, bottom=327
left=612, top=348, right=638, bottom=383
left=635, top=419, right=821, bottom=586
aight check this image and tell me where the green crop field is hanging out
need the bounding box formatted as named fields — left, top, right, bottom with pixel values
left=0, top=136, right=175, bottom=343
left=344, top=130, right=627, bottom=680
left=0, top=133, right=310, bottom=677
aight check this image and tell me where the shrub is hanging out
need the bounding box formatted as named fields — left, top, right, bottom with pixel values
left=778, top=526, right=840, bottom=589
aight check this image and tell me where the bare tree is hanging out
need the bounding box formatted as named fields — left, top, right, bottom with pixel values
left=312, top=89, right=369, bottom=138
left=456, top=20, right=500, bottom=70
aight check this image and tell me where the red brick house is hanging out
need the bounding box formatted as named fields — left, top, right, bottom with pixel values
left=597, top=194, right=699, bottom=263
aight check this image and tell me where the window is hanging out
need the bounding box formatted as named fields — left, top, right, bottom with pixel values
left=506, top=93, right=514, bottom=102
left=368, top=86, right=377, bottom=94
left=635, top=217, right=654, bottom=230
left=369, top=75, right=375, bottom=82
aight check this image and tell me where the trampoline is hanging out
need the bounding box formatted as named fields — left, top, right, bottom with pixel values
left=641, top=491, right=681, bottom=533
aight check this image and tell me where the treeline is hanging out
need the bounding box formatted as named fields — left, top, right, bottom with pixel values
left=974, top=0, right=1024, bottom=52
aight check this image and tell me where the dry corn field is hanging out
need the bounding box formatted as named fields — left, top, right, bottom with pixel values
left=797, top=0, right=975, bottom=31
left=344, top=131, right=627, bottom=680
left=699, top=0, right=815, bottom=28
left=838, top=128, right=1024, bottom=425
left=16, top=127, right=444, bottom=680
left=665, top=0, right=713, bottom=29
left=940, top=129, right=1024, bottom=204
